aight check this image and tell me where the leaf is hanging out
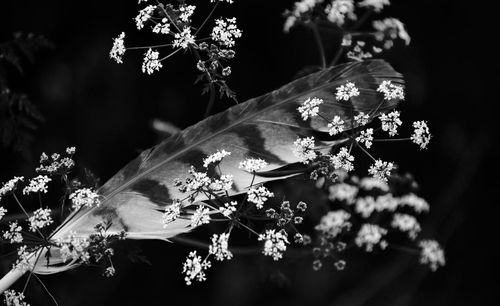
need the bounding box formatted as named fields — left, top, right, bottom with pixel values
left=33, top=59, right=404, bottom=274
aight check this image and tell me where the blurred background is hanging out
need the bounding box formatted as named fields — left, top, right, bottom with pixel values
left=0, top=0, right=498, bottom=305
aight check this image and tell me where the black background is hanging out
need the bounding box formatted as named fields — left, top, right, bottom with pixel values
left=0, top=1, right=498, bottom=305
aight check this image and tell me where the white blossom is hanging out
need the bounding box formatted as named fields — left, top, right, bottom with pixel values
left=373, top=18, right=411, bottom=45
left=58, top=231, right=90, bottom=263
left=173, top=27, right=196, bottom=49
left=28, top=208, right=53, bottom=232
left=247, top=186, right=274, bottom=209
left=335, top=81, right=360, bottom=101
left=398, top=193, right=429, bottom=213
left=358, top=0, right=390, bottom=12
left=179, top=5, right=196, bottom=22
left=315, top=210, right=351, bottom=238
left=152, top=18, right=170, bottom=34
left=190, top=206, right=210, bottom=227
left=3, top=290, right=29, bottom=306
left=293, top=136, right=317, bottom=164
left=104, top=267, right=116, bottom=277
left=327, top=116, right=345, bottom=135
left=377, top=80, right=405, bottom=101
left=418, top=240, right=445, bottom=271
left=14, top=246, right=33, bottom=273
left=359, top=176, right=389, bottom=191
left=258, top=229, right=289, bottom=261
left=297, top=97, right=323, bottom=120
left=330, top=147, right=355, bottom=172
left=368, top=159, right=395, bottom=181
left=0, top=177, right=24, bottom=200
left=374, top=193, right=398, bottom=212
left=23, top=175, right=51, bottom=195
left=69, top=188, right=101, bottom=210
left=209, top=174, right=233, bottom=192
left=239, top=158, right=268, bottom=172
left=0, top=207, right=6, bottom=221
left=141, top=48, right=163, bottom=75
left=354, top=112, right=370, bottom=127
left=66, top=147, right=76, bottom=154
left=391, top=213, right=421, bottom=239
left=220, top=201, right=237, bottom=217
left=355, top=196, right=376, bottom=218
left=379, top=111, right=402, bottom=136
left=356, top=128, right=374, bottom=148
left=110, top=32, right=126, bottom=63
left=211, top=17, right=242, bottom=48
left=209, top=233, right=233, bottom=261
left=135, top=5, right=156, bottom=30
left=328, top=183, right=358, bottom=203
left=355, top=224, right=388, bottom=252
left=182, top=251, right=212, bottom=285
left=3, top=222, right=23, bottom=243
left=162, top=200, right=182, bottom=226
left=187, top=167, right=211, bottom=191
left=325, top=0, right=356, bottom=26
left=411, top=121, right=431, bottom=150
left=203, top=150, right=231, bottom=168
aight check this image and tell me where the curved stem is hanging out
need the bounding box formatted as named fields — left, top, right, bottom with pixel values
left=311, top=23, right=327, bottom=69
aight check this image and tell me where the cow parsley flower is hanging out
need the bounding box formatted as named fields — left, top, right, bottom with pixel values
left=368, top=159, right=394, bottom=181
left=58, top=231, right=90, bottom=263
left=398, top=193, right=429, bottom=213
left=296, top=201, right=308, bottom=212
left=258, top=229, right=289, bottom=261
left=354, top=112, right=370, bottom=127
left=209, top=174, right=233, bottom=192
left=328, top=116, right=345, bottom=135
left=182, top=251, right=211, bottom=285
left=69, top=188, right=101, bottom=210
left=28, top=208, right=53, bottom=232
left=152, top=18, right=170, bottom=34
left=187, top=168, right=211, bottom=191
left=110, top=32, right=126, bottom=64
left=373, top=18, right=411, bottom=45
left=418, top=240, right=445, bottom=271
left=355, top=224, right=388, bottom=251
left=335, top=81, right=360, bottom=101
left=356, top=128, right=374, bottom=148
left=0, top=207, right=6, bottom=221
left=355, top=196, right=376, bottom=218
left=173, top=27, right=196, bottom=49
left=377, top=80, right=405, bottom=101
left=14, top=246, right=33, bottom=273
left=328, top=183, right=358, bottom=203
left=220, top=201, right=237, bottom=217
left=191, top=206, right=210, bottom=227
left=179, top=5, right=196, bottom=23
left=211, top=17, right=242, bottom=48
left=135, top=5, right=156, bottom=30
left=3, top=290, right=29, bottom=306
left=331, top=147, right=355, bottom=172
left=411, top=121, right=431, bottom=150
left=293, top=137, right=317, bottom=164
left=359, top=177, right=389, bottom=191
left=23, top=175, right=51, bottom=195
left=0, top=176, right=24, bottom=200
left=325, top=0, right=356, bottom=26
left=297, top=97, right=323, bottom=120
left=315, top=210, right=352, bottom=238
left=141, top=48, right=162, bottom=75
left=247, top=186, right=274, bottom=209
left=3, top=222, right=23, bottom=243
left=104, top=266, right=116, bottom=277
left=391, top=213, right=421, bottom=239
left=379, top=111, right=402, bottom=136
left=358, top=0, right=390, bottom=12
left=162, top=200, right=182, bottom=226
left=203, top=150, right=231, bottom=168
left=209, top=233, right=233, bottom=261
left=239, top=158, right=268, bottom=172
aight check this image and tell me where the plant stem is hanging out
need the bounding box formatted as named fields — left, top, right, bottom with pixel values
left=373, top=138, right=410, bottom=142
left=311, top=23, right=327, bottom=69
left=195, top=0, right=220, bottom=36
left=203, top=82, right=216, bottom=118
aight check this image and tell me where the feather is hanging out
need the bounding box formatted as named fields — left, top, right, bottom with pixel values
left=1, top=60, right=404, bottom=286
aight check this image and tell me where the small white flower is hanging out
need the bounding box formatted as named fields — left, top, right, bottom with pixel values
left=358, top=0, right=390, bottom=12
left=14, top=246, right=33, bottom=273
left=379, top=111, right=402, bottom=136
left=28, top=208, right=53, bottom=232
left=152, top=18, right=170, bottom=34
left=141, top=48, right=163, bottom=75
left=239, top=158, right=268, bottom=172
left=258, top=229, right=289, bottom=261
left=335, top=81, right=360, bottom=101
left=110, top=32, right=126, bottom=63
left=69, top=188, right=101, bottom=210
left=190, top=206, right=210, bottom=227
left=209, top=174, right=233, bottom=192
left=0, top=176, right=24, bottom=200
left=0, top=207, right=6, bottom=221
left=222, top=66, right=232, bottom=76
left=368, top=159, right=395, bottom=181
left=293, top=136, right=317, bottom=164
left=398, top=193, right=429, bottom=213
left=187, top=168, right=211, bottom=191
left=377, top=80, right=405, bottom=101
left=173, top=27, right=196, bottom=49
left=3, top=222, right=23, bottom=243
left=327, top=116, right=345, bottom=135
left=162, top=200, right=182, bottom=226
left=355, top=224, right=388, bottom=252
left=355, top=196, right=376, bottom=218
left=104, top=266, right=116, bottom=277
left=203, top=150, right=231, bottom=168
left=411, top=121, right=431, bottom=150
left=23, top=175, right=51, bottom=195
left=179, top=5, right=196, bottom=23
left=354, top=112, right=370, bottom=127
left=315, top=210, right=352, bottom=238
left=373, top=18, right=411, bottom=45
left=182, top=251, right=212, bottom=285
left=3, top=290, right=29, bottom=306
left=66, top=147, right=76, bottom=154
left=211, top=17, right=242, bottom=48
left=328, top=183, right=358, bottom=203
left=220, top=201, right=238, bottom=217
left=247, top=186, right=274, bottom=209
left=330, top=147, right=355, bottom=172
left=374, top=194, right=398, bottom=212
left=58, top=231, right=90, bottom=263
left=391, top=213, right=421, bottom=239
left=209, top=233, right=233, bottom=261
left=325, top=0, right=356, bottom=26
left=418, top=240, right=445, bottom=271
left=297, top=97, right=323, bottom=120
left=356, top=128, right=374, bottom=148
left=135, top=5, right=156, bottom=30
left=359, top=177, right=389, bottom=191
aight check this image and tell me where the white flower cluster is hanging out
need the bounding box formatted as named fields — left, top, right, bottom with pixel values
left=398, top=193, right=429, bottom=213
left=173, top=27, right=195, bottom=49
left=110, top=32, right=126, bottom=63
left=22, top=175, right=51, bottom=195
left=297, top=97, right=324, bottom=120
left=359, top=176, right=389, bottom=191
left=141, top=48, right=163, bottom=75
left=0, top=176, right=24, bottom=201
left=347, top=40, right=373, bottom=62
left=239, top=158, right=268, bottom=172
left=411, top=121, right=431, bottom=150
left=36, top=149, right=75, bottom=174
left=203, top=150, right=231, bottom=168
left=209, top=233, right=233, bottom=261
left=328, top=183, right=358, bottom=203
left=209, top=174, right=233, bottom=192
left=14, top=246, right=33, bottom=273
left=379, top=111, right=402, bottom=136
left=162, top=200, right=182, bottom=226
left=0, top=207, right=6, bottom=221
left=356, top=128, right=374, bottom=148
left=358, top=0, right=390, bottom=12
left=179, top=5, right=196, bottom=22
left=152, top=18, right=170, bottom=35
left=211, top=17, right=242, bottom=48
left=3, top=290, right=29, bottom=306
left=258, top=229, right=289, bottom=261
left=418, top=239, right=445, bottom=271
left=368, top=159, right=395, bottom=181
left=293, top=136, right=317, bottom=164
left=186, top=168, right=211, bottom=191
left=391, top=213, right=421, bottom=239
left=3, top=222, right=23, bottom=243
left=355, top=223, right=388, bottom=251
left=69, top=188, right=101, bottom=210
left=354, top=112, right=370, bottom=127
left=247, top=186, right=274, bottom=209
left=331, top=147, right=355, bottom=172
left=335, top=81, right=360, bottom=101
left=315, top=210, right=352, bottom=238
left=328, top=116, right=345, bottom=135
left=219, top=201, right=238, bottom=217
left=190, top=206, right=210, bottom=227
left=135, top=5, right=156, bottom=30
left=283, top=0, right=322, bottom=32
left=377, top=80, right=405, bottom=101
left=354, top=194, right=397, bottom=218
left=373, top=18, right=411, bottom=46
left=325, top=0, right=356, bottom=26
left=28, top=208, right=53, bottom=232
left=58, top=231, right=91, bottom=263
left=182, top=251, right=211, bottom=285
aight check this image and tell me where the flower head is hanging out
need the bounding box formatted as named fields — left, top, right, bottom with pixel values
left=141, top=48, right=162, bottom=75
left=23, top=175, right=51, bottom=195
left=377, top=80, right=405, bottom=101
left=330, top=147, right=355, bottom=172
left=354, top=112, right=370, bottom=127
left=162, top=200, right=182, bottom=226
left=293, top=137, right=317, bottom=164
left=239, top=158, right=268, bottom=172
left=373, top=18, right=411, bottom=45
left=247, top=186, right=274, bottom=209
left=315, top=210, right=352, bottom=238
left=325, top=0, right=356, bottom=26
left=379, top=111, right=402, bottom=136
left=190, top=206, right=210, bottom=227
left=328, top=116, right=345, bottom=135
left=182, top=251, right=212, bottom=285
left=358, top=0, right=390, bottom=12
left=203, top=150, right=231, bottom=168
left=258, top=229, right=289, bottom=261
left=69, top=188, right=101, bottom=210
left=28, top=208, right=53, bottom=232
left=3, top=222, right=23, bottom=243
left=356, top=128, right=374, bottom=148
left=209, top=233, right=233, bottom=261
left=391, top=213, right=421, bottom=239
left=211, top=17, right=242, bottom=48
left=368, top=159, right=395, bottom=181
left=135, top=5, right=156, bottom=30
left=0, top=177, right=24, bottom=200
left=355, top=223, right=388, bottom=251
left=297, top=97, right=323, bottom=120
left=3, top=290, right=29, bottom=306
left=418, top=239, right=445, bottom=271
left=335, top=81, right=360, bottom=101
left=173, top=27, right=196, bottom=49
left=411, top=121, right=431, bottom=150
left=152, top=18, right=170, bottom=34
left=110, top=32, right=126, bottom=63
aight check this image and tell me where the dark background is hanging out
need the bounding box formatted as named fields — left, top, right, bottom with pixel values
left=0, top=1, right=498, bottom=305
